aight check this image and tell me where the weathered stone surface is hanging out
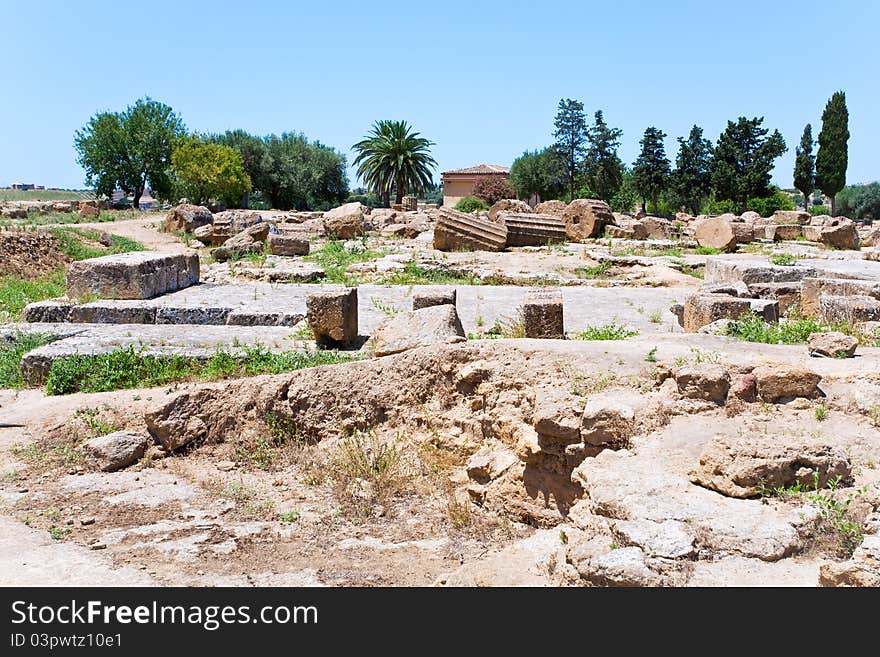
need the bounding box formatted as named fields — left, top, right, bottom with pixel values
left=210, top=242, right=263, bottom=262
left=581, top=394, right=636, bottom=446
left=210, top=210, right=264, bottom=244
left=323, top=202, right=366, bottom=239
left=745, top=282, right=802, bottom=315
left=380, top=223, right=419, bottom=239
left=575, top=546, right=663, bottom=587
left=165, top=204, right=213, bottom=233
left=704, top=259, right=818, bottom=285
left=1, top=207, right=28, bottom=219
left=772, top=210, right=810, bottom=225
left=804, top=217, right=860, bottom=250
left=573, top=449, right=803, bottom=561
left=819, top=534, right=880, bottom=587
left=534, top=200, right=567, bottom=217
left=433, top=208, right=508, bottom=252
left=155, top=307, right=231, bottom=325
left=690, top=433, right=852, bottom=498
left=819, top=294, right=880, bottom=324
left=640, top=216, right=675, bottom=239
left=82, top=431, right=147, bottom=472
left=500, top=212, right=567, bottom=247
left=267, top=233, right=309, bottom=256
left=145, top=401, right=209, bottom=451
left=411, top=287, right=456, bottom=310
left=694, top=217, right=738, bottom=251
left=66, top=252, right=199, bottom=300
left=69, top=303, right=156, bottom=324
left=22, top=300, right=72, bottom=323
left=533, top=389, right=582, bottom=443
left=730, top=373, right=757, bottom=402
left=563, top=199, right=614, bottom=242
left=752, top=363, right=821, bottom=402
left=669, top=303, right=684, bottom=327
left=488, top=198, right=531, bottom=222
left=764, top=224, right=802, bottom=241
left=521, top=289, right=564, bottom=339
left=675, top=365, right=730, bottom=404
left=748, top=298, right=779, bottom=324
left=306, top=287, right=358, bottom=346
left=701, top=281, right=749, bottom=297
left=683, top=294, right=751, bottom=333
left=731, top=222, right=754, bottom=243
left=807, top=331, right=858, bottom=358
left=800, top=277, right=880, bottom=318
left=226, top=310, right=304, bottom=327
left=466, top=445, right=518, bottom=484
left=612, top=519, right=696, bottom=559
left=223, top=222, right=269, bottom=247
left=371, top=304, right=465, bottom=356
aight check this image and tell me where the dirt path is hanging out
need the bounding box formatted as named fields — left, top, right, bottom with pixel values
left=76, top=214, right=186, bottom=253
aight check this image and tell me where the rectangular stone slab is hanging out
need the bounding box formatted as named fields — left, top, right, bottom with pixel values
left=66, top=252, right=199, bottom=300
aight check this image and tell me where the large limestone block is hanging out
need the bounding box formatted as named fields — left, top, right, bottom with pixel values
left=306, top=287, right=358, bottom=346
left=323, top=202, right=366, bottom=239
left=371, top=305, right=465, bottom=356
left=66, top=252, right=199, bottom=300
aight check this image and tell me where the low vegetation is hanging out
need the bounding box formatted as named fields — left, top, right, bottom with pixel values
left=575, top=323, right=639, bottom=340
left=0, top=271, right=66, bottom=321
left=380, top=262, right=479, bottom=286
left=726, top=312, right=873, bottom=345
left=0, top=332, right=55, bottom=388
left=332, top=431, right=405, bottom=517
left=770, top=253, right=799, bottom=266
left=49, top=227, right=144, bottom=261
left=44, top=345, right=359, bottom=395
left=304, top=239, right=385, bottom=284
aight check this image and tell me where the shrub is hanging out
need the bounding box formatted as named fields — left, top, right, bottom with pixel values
left=747, top=188, right=796, bottom=216
left=472, top=177, right=515, bottom=205
left=454, top=196, right=489, bottom=213
left=810, top=205, right=831, bottom=216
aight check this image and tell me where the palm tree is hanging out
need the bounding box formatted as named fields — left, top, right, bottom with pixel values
left=352, top=120, right=437, bottom=207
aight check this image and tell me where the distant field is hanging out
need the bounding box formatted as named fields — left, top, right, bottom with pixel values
left=0, top=189, right=92, bottom=201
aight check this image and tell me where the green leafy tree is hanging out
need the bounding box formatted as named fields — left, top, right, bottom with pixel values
left=352, top=120, right=436, bottom=207
left=261, top=133, right=348, bottom=211
left=509, top=148, right=565, bottom=201
left=670, top=125, right=713, bottom=215
left=632, top=127, right=670, bottom=213
left=584, top=110, right=624, bottom=203
left=553, top=99, right=588, bottom=200
left=793, top=124, right=815, bottom=210
left=171, top=138, right=252, bottom=207
left=837, top=182, right=880, bottom=221
left=710, top=116, right=786, bottom=213
left=815, top=91, right=850, bottom=215
left=74, top=97, right=185, bottom=208
left=211, top=130, right=270, bottom=207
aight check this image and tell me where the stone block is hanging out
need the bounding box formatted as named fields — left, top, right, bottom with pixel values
left=683, top=294, right=751, bottom=333
left=412, top=287, right=457, bottom=310
left=267, top=233, right=310, bottom=256
left=306, top=287, right=358, bottom=345
left=521, top=289, right=564, bottom=339
left=66, top=252, right=199, bottom=300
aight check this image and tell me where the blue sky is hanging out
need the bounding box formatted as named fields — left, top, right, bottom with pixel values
left=1, top=0, right=877, bottom=190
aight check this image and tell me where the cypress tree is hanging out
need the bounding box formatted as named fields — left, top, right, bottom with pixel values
left=815, top=91, right=850, bottom=216
left=792, top=124, right=815, bottom=211
left=632, top=127, right=670, bottom=214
